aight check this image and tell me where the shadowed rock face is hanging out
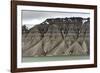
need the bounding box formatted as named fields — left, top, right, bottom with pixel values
left=22, top=17, right=90, bottom=57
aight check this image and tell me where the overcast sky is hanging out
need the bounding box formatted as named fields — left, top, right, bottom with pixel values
left=22, top=10, right=90, bottom=29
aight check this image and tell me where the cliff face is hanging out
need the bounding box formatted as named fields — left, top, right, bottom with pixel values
left=22, top=17, right=90, bottom=57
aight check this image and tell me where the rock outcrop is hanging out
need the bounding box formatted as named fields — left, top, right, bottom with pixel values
left=22, top=17, right=90, bottom=57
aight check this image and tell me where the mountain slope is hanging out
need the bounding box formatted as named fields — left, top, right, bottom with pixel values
left=22, top=17, right=90, bottom=57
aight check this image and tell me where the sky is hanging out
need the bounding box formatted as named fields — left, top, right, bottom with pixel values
left=22, top=10, right=90, bottom=29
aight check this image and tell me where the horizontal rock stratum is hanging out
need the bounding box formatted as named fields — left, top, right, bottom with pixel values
left=22, top=17, right=90, bottom=57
